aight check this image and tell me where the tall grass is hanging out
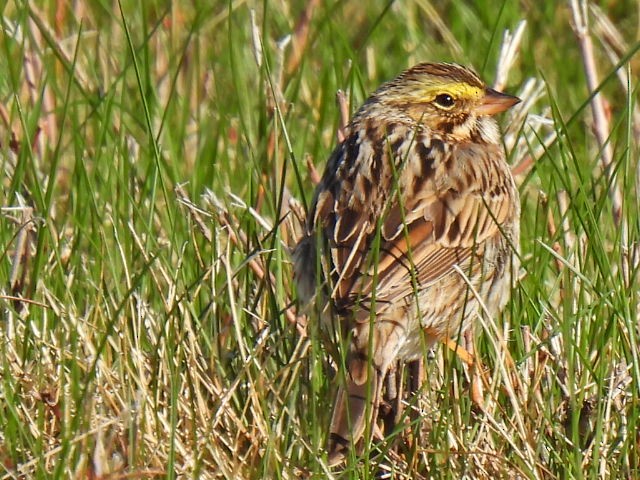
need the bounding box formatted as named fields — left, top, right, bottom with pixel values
left=0, top=1, right=638, bottom=478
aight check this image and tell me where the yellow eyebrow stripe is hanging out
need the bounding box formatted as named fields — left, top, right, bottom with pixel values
left=418, top=83, right=484, bottom=101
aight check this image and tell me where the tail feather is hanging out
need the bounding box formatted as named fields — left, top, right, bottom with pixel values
left=326, top=316, right=405, bottom=466
left=327, top=365, right=384, bottom=466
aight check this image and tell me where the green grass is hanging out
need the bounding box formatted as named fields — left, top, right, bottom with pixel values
left=0, top=1, right=639, bottom=478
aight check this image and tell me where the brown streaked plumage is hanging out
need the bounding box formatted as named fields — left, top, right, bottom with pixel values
left=293, top=62, right=521, bottom=466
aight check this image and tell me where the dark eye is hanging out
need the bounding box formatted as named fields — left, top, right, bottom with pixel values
left=434, top=93, right=455, bottom=108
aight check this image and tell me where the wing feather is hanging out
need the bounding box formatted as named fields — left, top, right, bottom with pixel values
left=307, top=125, right=516, bottom=313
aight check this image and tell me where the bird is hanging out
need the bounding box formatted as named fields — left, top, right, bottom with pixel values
left=293, top=62, right=521, bottom=466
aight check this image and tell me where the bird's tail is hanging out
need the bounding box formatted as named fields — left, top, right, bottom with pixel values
left=327, top=359, right=384, bottom=466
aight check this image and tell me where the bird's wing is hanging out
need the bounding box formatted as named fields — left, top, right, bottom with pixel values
left=310, top=131, right=516, bottom=314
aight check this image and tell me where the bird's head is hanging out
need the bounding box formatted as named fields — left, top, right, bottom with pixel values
left=375, top=62, right=520, bottom=142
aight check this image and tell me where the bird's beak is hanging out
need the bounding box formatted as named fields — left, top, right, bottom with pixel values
left=476, top=88, right=521, bottom=116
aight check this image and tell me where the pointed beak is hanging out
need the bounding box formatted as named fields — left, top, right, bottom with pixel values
left=476, top=88, right=521, bottom=116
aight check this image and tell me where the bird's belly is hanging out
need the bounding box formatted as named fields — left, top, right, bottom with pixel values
left=394, top=256, right=514, bottom=361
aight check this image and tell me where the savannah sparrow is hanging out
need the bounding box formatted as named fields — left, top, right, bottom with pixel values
left=293, top=62, right=521, bottom=465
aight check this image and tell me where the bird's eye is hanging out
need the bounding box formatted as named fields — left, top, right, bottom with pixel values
left=434, top=93, right=455, bottom=108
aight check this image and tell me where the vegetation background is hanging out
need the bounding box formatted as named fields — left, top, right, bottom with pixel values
left=0, top=1, right=638, bottom=478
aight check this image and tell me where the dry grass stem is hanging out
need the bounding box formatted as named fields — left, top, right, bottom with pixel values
left=569, top=0, right=624, bottom=227
left=494, top=20, right=526, bottom=92
left=336, top=89, right=350, bottom=143
left=286, top=0, right=321, bottom=76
